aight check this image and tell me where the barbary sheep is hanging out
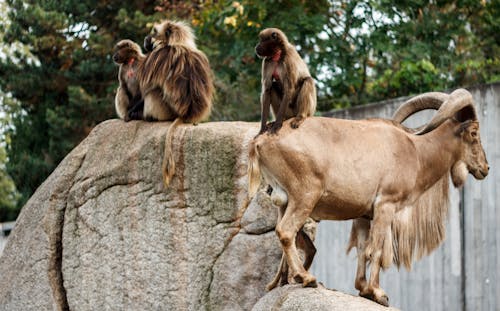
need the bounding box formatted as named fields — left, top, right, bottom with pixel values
left=247, top=89, right=489, bottom=306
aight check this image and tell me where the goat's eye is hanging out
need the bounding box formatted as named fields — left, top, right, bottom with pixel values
left=471, top=131, right=477, bottom=138
left=271, top=32, right=277, bottom=40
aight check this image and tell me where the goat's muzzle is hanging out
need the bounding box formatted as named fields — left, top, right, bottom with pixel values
left=472, top=166, right=489, bottom=180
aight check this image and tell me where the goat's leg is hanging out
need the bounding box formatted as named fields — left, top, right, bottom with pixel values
left=296, top=228, right=316, bottom=271
left=267, top=205, right=287, bottom=291
left=361, top=203, right=395, bottom=307
left=266, top=253, right=286, bottom=291
left=275, top=193, right=320, bottom=287
left=267, top=227, right=316, bottom=291
left=348, top=218, right=370, bottom=293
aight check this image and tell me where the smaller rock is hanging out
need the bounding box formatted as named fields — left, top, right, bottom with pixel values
left=241, top=190, right=277, bottom=234
left=252, top=284, right=400, bottom=311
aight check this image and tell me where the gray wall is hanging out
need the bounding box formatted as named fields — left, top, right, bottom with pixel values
left=310, top=83, right=500, bottom=311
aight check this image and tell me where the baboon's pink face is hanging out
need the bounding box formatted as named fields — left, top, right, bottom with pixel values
left=255, top=28, right=284, bottom=58
left=113, top=41, right=140, bottom=64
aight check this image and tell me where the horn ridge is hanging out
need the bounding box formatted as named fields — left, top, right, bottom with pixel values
left=416, top=88, right=476, bottom=135
left=392, top=92, right=449, bottom=123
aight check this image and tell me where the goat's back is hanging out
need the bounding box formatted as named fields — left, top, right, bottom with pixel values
left=253, top=117, right=419, bottom=217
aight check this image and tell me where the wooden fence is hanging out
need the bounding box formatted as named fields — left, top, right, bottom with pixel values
left=310, top=83, right=500, bottom=311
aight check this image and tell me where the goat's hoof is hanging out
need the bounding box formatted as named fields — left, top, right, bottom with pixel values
left=360, top=291, right=372, bottom=300
left=374, top=294, right=389, bottom=307
left=304, top=279, right=318, bottom=288
left=294, top=273, right=317, bottom=288
left=360, top=291, right=389, bottom=307
left=266, top=281, right=278, bottom=291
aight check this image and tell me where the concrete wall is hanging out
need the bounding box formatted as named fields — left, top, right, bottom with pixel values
left=0, top=222, right=14, bottom=255
left=311, top=83, right=500, bottom=311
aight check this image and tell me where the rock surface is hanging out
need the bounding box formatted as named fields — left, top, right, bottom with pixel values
left=0, top=120, right=280, bottom=311
left=253, top=284, right=400, bottom=311
left=0, top=119, right=395, bottom=310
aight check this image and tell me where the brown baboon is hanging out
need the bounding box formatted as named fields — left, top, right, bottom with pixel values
left=139, top=20, right=214, bottom=186
left=255, top=28, right=316, bottom=135
left=113, top=39, right=146, bottom=121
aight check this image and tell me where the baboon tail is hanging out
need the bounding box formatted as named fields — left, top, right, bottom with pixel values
left=247, top=140, right=262, bottom=199
left=162, top=117, right=184, bottom=187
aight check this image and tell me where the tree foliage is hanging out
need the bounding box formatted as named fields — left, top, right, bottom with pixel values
left=0, top=0, right=162, bottom=214
left=0, top=0, right=498, bottom=221
left=0, top=93, right=21, bottom=221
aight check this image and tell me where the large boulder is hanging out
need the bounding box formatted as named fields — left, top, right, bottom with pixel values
left=0, top=119, right=396, bottom=310
left=0, top=120, right=282, bottom=311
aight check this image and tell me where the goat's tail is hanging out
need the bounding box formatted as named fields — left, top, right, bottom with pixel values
left=162, top=117, right=183, bottom=187
left=247, top=139, right=262, bottom=199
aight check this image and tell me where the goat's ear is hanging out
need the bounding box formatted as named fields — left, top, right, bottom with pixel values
left=456, top=121, right=479, bottom=141
left=454, top=105, right=477, bottom=123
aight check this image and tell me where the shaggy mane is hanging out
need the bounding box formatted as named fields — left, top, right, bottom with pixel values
left=391, top=175, right=450, bottom=269
left=138, top=45, right=213, bottom=122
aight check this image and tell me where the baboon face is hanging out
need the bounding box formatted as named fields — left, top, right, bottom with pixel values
left=144, top=20, right=195, bottom=52
left=255, top=28, right=286, bottom=58
left=113, top=40, right=141, bottom=64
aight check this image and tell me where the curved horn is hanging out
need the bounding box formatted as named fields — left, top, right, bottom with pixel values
left=392, top=92, right=450, bottom=123
left=416, top=88, right=476, bottom=135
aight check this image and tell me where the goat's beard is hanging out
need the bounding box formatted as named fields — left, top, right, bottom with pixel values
left=451, top=161, right=468, bottom=188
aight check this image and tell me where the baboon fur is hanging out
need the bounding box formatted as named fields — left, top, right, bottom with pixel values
left=139, top=20, right=214, bottom=123
left=139, top=20, right=214, bottom=186
left=113, top=39, right=146, bottom=121
left=255, top=28, right=316, bottom=135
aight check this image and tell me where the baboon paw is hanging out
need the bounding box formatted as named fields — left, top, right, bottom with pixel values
left=290, top=117, right=304, bottom=129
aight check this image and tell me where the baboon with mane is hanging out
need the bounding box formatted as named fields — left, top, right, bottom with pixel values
left=139, top=20, right=214, bottom=186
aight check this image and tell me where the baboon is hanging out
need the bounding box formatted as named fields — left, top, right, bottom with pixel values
left=113, top=39, right=146, bottom=121
left=255, top=28, right=316, bottom=135
left=139, top=20, right=214, bottom=186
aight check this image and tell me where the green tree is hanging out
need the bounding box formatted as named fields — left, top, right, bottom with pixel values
left=0, top=0, right=162, bottom=210
left=0, top=93, right=21, bottom=221
left=368, top=0, right=500, bottom=100
left=0, top=145, right=20, bottom=221
left=0, top=1, right=23, bottom=220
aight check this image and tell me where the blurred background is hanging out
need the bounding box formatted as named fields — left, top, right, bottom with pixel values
left=0, top=0, right=498, bottom=223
